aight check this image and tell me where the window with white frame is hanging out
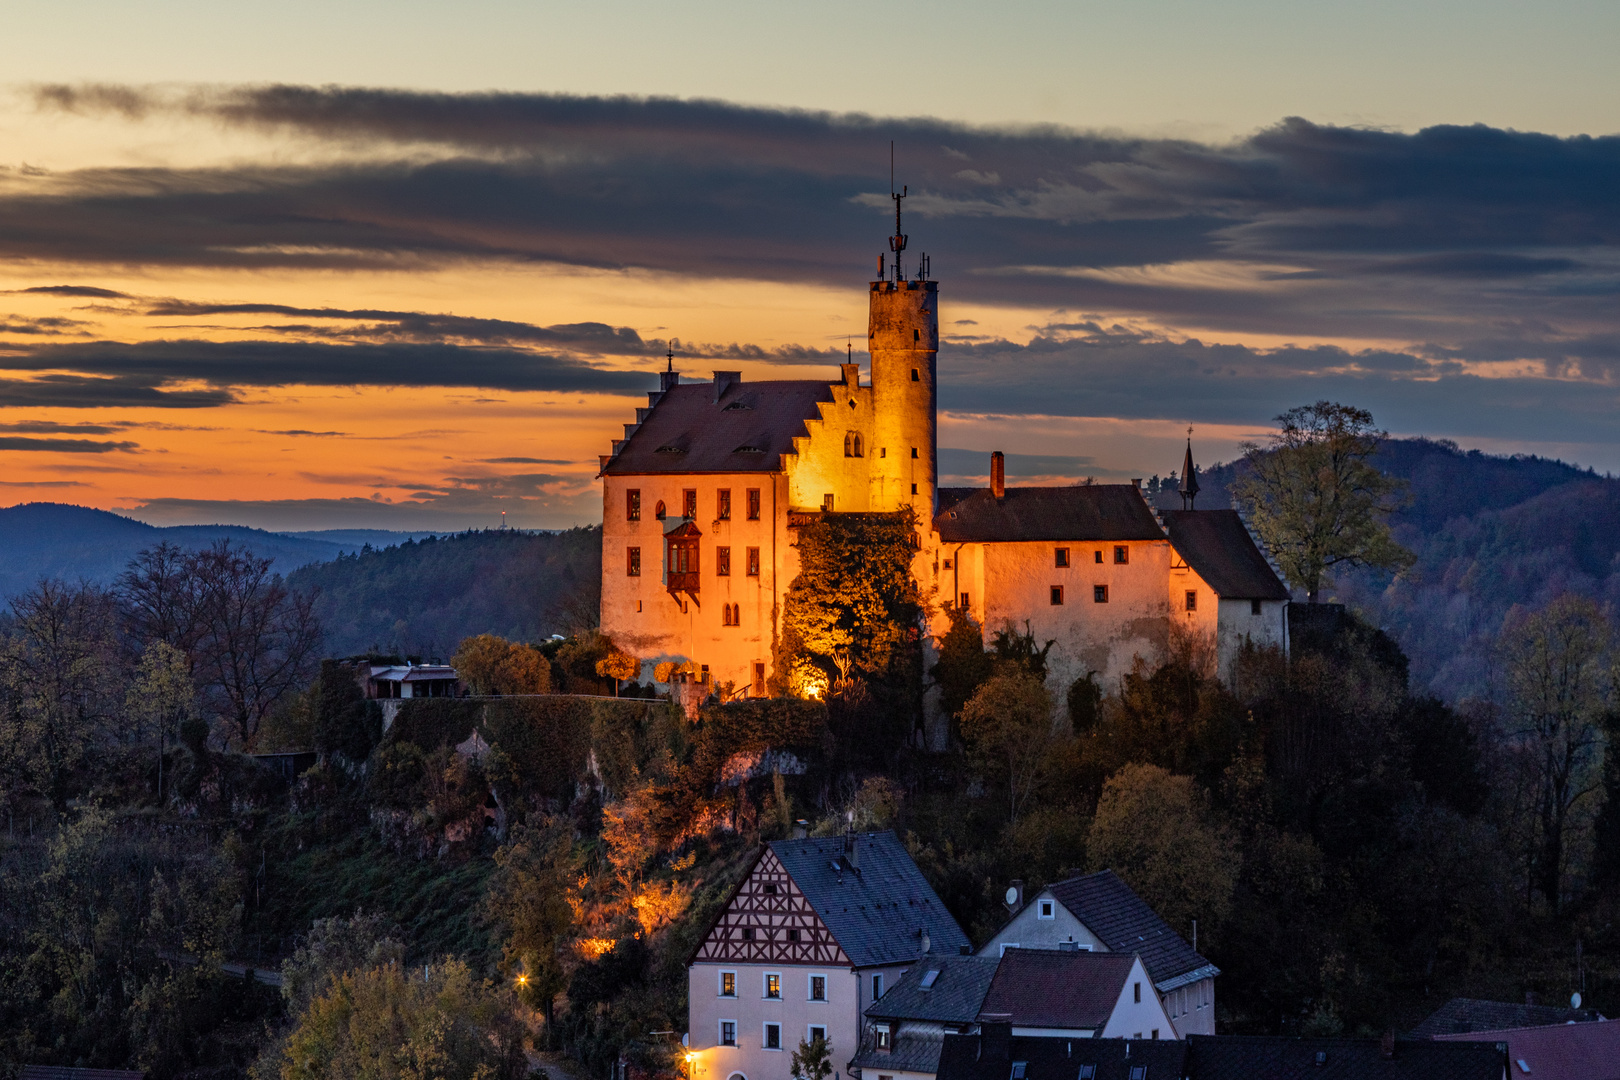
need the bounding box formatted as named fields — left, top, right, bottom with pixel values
left=871, top=973, right=884, bottom=1000
left=808, top=974, right=827, bottom=1001
left=764, top=973, right=781, bottom=999
left=763, top=1023, right=782, bottom=1051
left=1037, top=899, right=1054, bottom=919
left=874, top=1024, right=892, bottom=1052
left=719, top=971, right=736, bottom=997
left=719, top=1020, right=737, bottom=1046
left=807, top=1025, right=826, bottom=1045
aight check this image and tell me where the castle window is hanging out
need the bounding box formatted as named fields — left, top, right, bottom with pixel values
left=911, top=447, right=918, bottom=458
left=716, top=546, right=731, bottom=576
left=911, top=368, right=919, bottom=381
left=823, top=494, right=835, bottom=511
left=668, top=535, right=699, bottom=575
left=960, top=592, right=970, bottom=609
left=723, top=603, right=740, bottom=626
left=913, top=329, right=919, bottom=342
left=911, top=484, right=917, bottom=494
left=655, top=500, right=666, bottom=520
left=753, top=662, right=766, bottom=695
left=1050, top=586, right=1064, bottom=606
left=627, top=547, right=641, bottom=576
left=747, top=488, right=761, bottom=520
left=1094, top=550, right=1103, bottom=563
left=845, top=432, right=864, bottom=457
left=1185, top=590, right=1197, bottom=612
left=718, top=489, right=732, bottom=519
left=683, top=489, right=698, bottom=518
left=1094, top=585, right=1109, bottom=603
left=746, top=547, right=760, bottom=576
left=1114, top=545, right=1129, bottom=565
left=1251, top=599, right=1263, bottom=615
left=1055, top=547, right=1070, bottom=568
left=627, top=489, right=641, bottom=521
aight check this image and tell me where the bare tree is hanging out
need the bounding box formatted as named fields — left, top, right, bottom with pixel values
left=118, top=542, right=208, bottom=667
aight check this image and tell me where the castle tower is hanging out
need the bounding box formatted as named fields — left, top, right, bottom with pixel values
left=868, top=183, right=938, bottom=517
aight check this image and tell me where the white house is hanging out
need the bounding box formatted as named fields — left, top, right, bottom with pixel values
left=980, top=872, right=1218, bottom=1037
left=687, top=832, right=970, bottom=1080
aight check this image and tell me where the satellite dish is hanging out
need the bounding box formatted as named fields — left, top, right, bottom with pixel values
left=1005, top=886, right=1020, bottom=906
left=1572, top=992, right=1582, bottom=1009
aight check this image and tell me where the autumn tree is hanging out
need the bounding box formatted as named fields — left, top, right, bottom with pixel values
left=279, top=911, right=405, bottom=1017
left=453, top=633, right=552, bottom=695
left=124, top=640, right=194, bottom=802
left=1088, top=763, right=1238, bottom=942
left=792, top=1034, right=834, bottom=1080
left=1231, top=401, right=1411, bottom=602
left=1498, top=594, right=1611, bottom=912
left=959, top=670, right=1058, bottom=824
left=485, top=819, right=577, bottom=1039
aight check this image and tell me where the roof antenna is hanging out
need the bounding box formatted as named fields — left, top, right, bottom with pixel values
left=666, top=345, right=674, bottom=373
left=889, top=141, right=907, bottom=283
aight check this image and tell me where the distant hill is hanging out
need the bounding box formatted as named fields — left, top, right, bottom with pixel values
left=0, top=503, right=376, bottom=598
left=285, top=527, right=603, bottom=659
left=1176, top=439, right=1619, bottom=702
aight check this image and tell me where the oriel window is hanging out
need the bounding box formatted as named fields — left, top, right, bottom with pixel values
left=627, top=489, right=641, bottom=521
left=717, top=489, right=732, bottom=519
left=747, top=488, right=761, bottom=520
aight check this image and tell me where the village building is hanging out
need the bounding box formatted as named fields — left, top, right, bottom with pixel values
left=686, top=831, right=970, bottom=1080
left=597, top=208, right=1288, bottom=726
left=360, top=662, right=460, bottom=700
left=981, top=872, right=1217, bottom=1038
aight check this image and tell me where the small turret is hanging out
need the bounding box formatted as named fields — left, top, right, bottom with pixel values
left=1180, top=436, right=1200, bottom=510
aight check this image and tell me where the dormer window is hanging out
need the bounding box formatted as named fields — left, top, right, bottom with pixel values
left=874, top=1024, right=891, bottom=1052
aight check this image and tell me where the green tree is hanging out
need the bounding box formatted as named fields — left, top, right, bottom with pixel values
left=311, top=659, right=382, bottom=764
left=485, top=819, right=577, bottom=1040
left=959, top=670, right=1058, bottom=825
left=280, top=911, right=405, bottom=1017
left=125, top=640, right=194, bottom=803
left=792, top=1034, right=833, bottom=1080
left=452, top=633, right=552, bottom=695
left=1088, top=763, right=1238, bottom=942
left=1498, top=594, right=1611, bottom=912
left=1231, top=401, right=1412, bottom=602
left=930, top=606, right=994, bottom=720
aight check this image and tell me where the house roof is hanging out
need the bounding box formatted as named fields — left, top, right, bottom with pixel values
left=978, top=949, right=1139, bottom=1030
left=1162, top=510, right=1289, bottom=601
left=935, top=486, right=1165, bottom=544
left=852, top=1031, right=949, bottom=1075
left=1412, top=998, right=1606, bottom=1039
left=1045, top=871, right=1216, bottom=991
left=602, top=377, right=833, bottom=475
left=1183, top=1034, right=1505, bottom=1080
left=866, top=954, right=1000, bottom=1023
left=1435, top=1018, right=1620, bottom=1080
left=370, top=664, right=457, bottom=682
left=767, top=831, right=971, bottom=968
left=935, top=1033, right=1188, bottom=1080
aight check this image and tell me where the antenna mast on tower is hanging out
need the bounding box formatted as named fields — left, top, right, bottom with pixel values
left=889, top=141, right=907, bottom=283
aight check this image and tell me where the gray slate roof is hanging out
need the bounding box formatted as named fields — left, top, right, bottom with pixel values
left=852, top=1032, right=948, bottom=1074
left=1047, top=871, right=1216, bottom=991
left=603, top=377, right=832, bottom=475
left=769, top=832, right=971, bottom=969
left=936, top=1034, right=1188, bottom=1080
left=866, top=954, right=999, bottom=1023
left=1410, top=997, right=1606, bottom=1038
left=978, top=950, right=1137, bottom=1030
left=1162, top=510, right=1289, bottom=601
left=935, top=486, right=1165, bottom=544
left=1184, top=1035, right=1505, bottom=1080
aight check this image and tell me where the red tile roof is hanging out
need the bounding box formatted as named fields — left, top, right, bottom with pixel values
left=1436, top=1018, right=1620, bottom=1080
left=1162, top=509, right=1289, bottom=600
left=977, top=948, right=1138, bottom=1030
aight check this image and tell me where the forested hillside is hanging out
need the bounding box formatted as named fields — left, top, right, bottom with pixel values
left=1180, top=438, right=1619, bottom=702
left=286, top=527, right=603, bottom=658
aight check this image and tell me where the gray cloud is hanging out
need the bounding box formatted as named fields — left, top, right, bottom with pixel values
left=0, top=373, right=235, bottom=408
left=0, top=436, right=138, bottom=452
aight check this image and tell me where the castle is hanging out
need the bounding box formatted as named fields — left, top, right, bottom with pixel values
left=598, top=206, right=1288, bottom=735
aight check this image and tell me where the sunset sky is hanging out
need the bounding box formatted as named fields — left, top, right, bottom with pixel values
left=5, top=1, right=1620, bottom=529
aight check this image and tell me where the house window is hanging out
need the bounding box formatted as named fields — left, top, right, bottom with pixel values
left=844, top=432, right=864, bottom=457
left=1078, top=1068, right=1096, bottom=1080
left=655, top=500, right=667, bottom=520
left=1038, top=900, right=1054, bottom=920
left=627, top=489, right=641, bottom=521
left=910, top=447, right=918, bottom=458
left=1134, top=982, right=1142, bottom=1003
left=1251, top=598, right=1262, bottom=615
left=741, top=927, right=755, bottom=941
left=716, top=546, right=732, bottom=576
left=1152, top=1029, right=1159, bottom=1040
left=1129, top=1069, right=1146, bottom=1080
left=746, top=547, right=760, bottom=576
left=808, top=1025, right=826, bottom=1045
left=823, top=494, right=835, bottom=511
left=720, top=972, right=736, bottom=997
left=1094, top=585, right=1108, bottom=603
left=911, top=368, right=919, bottom=381
left=1185, top=590, right=1197, bottom=612
left=881, top=447, right=887, bottom=457
left=627, top=547, right=641, bottom=576
left=753, top=662, right=766, bottom=696
left=786, top=927, right=799, bottom=941
left=875, top=1025, right=891, bottom=1052
left=1114, top=545, right=1129, bottom=564
left=718, top=489, right=732, bottom=519
left=911, top=483, right=917, bottom=494
left=747, top=488, right=761, bottom=520
left=1055, top=547, right=1070, bottom=568
left=720, top=1021, right=736, bottom=1046
left=764, top=1024, right=781, bottom=1051
left=763, top=883, right=777, bottom=895
left=959, top=592, right=970, bottom=609
left=809, top=975, right=826, bottom=1001
left=1050, top=586, right=1063, bottom=606
left=1011, top=1064, right=1027, bottom=1080
left=872, top=974, right=884, bottom=1000
left=683, top=490, right=698, bottom=518
left=765, top=973, right=781, bottom=999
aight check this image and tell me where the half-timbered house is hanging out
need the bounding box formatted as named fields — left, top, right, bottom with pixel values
left=687, top=831, right=970, bottom=1080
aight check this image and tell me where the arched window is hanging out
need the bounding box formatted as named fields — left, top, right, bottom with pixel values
left=654, top=500, right=666, bottom=519
left=844, top=432, right=864, bottom=457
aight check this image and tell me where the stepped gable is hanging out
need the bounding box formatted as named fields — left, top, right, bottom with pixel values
left=602, top=379, right=832, bottom=475
left=1411, top=997, right=1605, bottom=1038
left=1184, top=1034, right=1506, bottom=1080
left=866, top=954, right=999, bottom=1022
left=935, top=485, right=1164, bottom=544
left=768, top=831, right=971, bottom=968
left=1162, top=509, right=1290, bottom=600
left=977, top=949, right=1138, bottom=1030
left=1048, top=870, right=1216, bottom=991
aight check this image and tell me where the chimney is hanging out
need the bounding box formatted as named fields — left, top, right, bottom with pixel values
left=713, top=371, right=740, bottom=403
left=991, top=451, right=1005, bottom=500
left=841, top=362, right=860, bottom=389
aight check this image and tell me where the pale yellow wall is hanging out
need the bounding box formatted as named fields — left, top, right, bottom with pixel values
left=784, top=370, right=877, bottom=512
